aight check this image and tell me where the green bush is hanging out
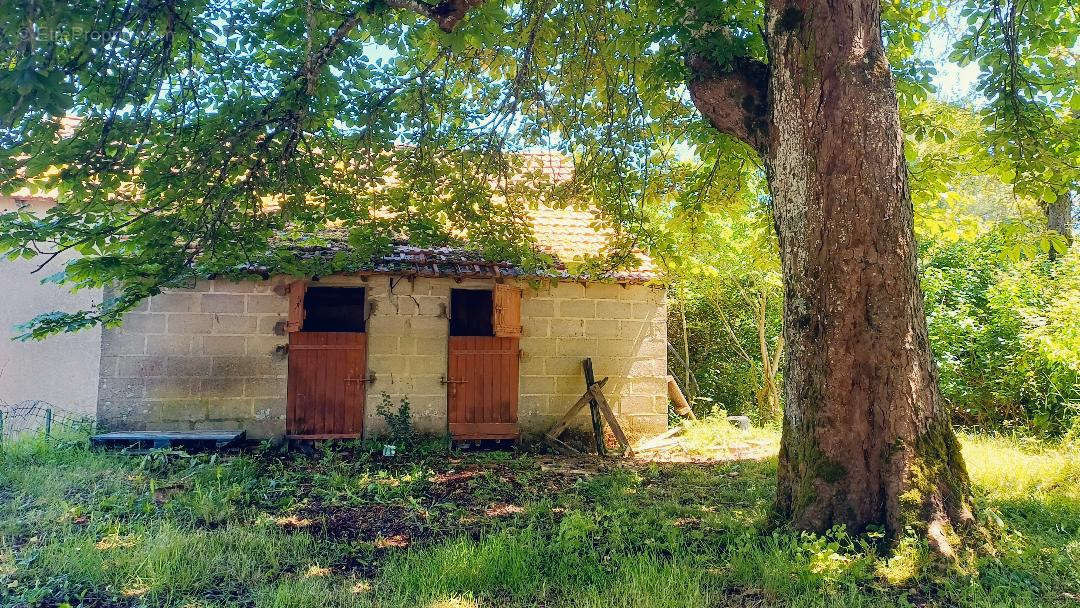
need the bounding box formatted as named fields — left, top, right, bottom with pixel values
left=922, top=231, right=1080, bottom=435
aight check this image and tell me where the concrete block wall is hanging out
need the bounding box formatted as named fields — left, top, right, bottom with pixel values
left=351, top=275, right=454, bottom=437
left=97, top=279, right=289, bottom=438
left=518, top=282, right=668, bottom=440
left=100, top=275, right=668, bottom=442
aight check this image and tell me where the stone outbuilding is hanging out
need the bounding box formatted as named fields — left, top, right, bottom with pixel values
left=96, top=210, right=668, bottom=442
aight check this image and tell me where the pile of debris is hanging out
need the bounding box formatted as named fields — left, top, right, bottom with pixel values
left=631, top=418, right=775, bottom=463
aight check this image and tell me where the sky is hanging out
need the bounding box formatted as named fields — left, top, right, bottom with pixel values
left=921, top=21, right=983, bottom=103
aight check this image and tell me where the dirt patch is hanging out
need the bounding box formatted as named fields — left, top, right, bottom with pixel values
left=289, top=503, right=432, bottom=546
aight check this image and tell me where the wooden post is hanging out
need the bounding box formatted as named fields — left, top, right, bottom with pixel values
left=666, top=376, right=697, bottom=420
left=583, top=358, right=605, bottom=456
left=45, top=408, right=53, bottom=437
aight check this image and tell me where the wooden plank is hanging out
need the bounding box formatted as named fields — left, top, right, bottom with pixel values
left=583, top=358, right=606, bottom=456
left=544, top=377, right=609, bottom=440
left=667, top=375, right=697, bottom=420
left=493, top=284, right=523, bottom=337
left=333, top=334, right=346, bottom=435
left=286, top=433, right=361, bottom=440
left=449, top=422, right=519, bottom=438
left=93, top=431, right=243, bottom=441
left=589, top=386, right=634, bottom=456
left=286, top=332, right=298, bottom=433
left=313, top=333, right=328, bottom=434
left=543, top=435, right=580, bottom=455
left=285, top=281, right=307, bottom=332
left=509, top=337, right=519, bottom=424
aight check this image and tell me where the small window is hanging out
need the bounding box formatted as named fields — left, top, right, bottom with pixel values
left=449, top=289, right=493, bottom=336
left=302, top=287, right=366, bottom=332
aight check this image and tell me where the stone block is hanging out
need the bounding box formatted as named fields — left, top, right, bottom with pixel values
left=587, top=319, right=624, bottom=339
left=585, top=283, right=625, bottom=300
left=595, top=300, right=633, bottom=320
left=404, top=316, right=446, bottom=335
left=556, top=337, right=598, bottom=357
left=197, top=335, right=246, bottom=356
left=632, top=302, right=657, bottom=320
left=98, top=356, right=119, bottom=378
left=167, top=313, right=213, bottom=335
left=212, top=279, right=258, bottom=293
left=246, top=377, right=286, bottom=398
left=211, top=314, right=258, bottom=334
left=544, top=356, right=583, bottom=377
left=155, top=398, right=208, bottom=422
left=245, top=336, right=286, bottom=356
left=246, top=294, right=286, bottom=314
left=554, top=282, right=585, bottom=299
left=118, top=355, right=166, bottom=378
left=149, top=292, right=199, bottom=313
left=201, top=377, right=246, bottom=399
left=145, top=377, right=198, bottom=400
left=522, top=298, right=554, bottom=318
left=627, top=357, right=665, bottom=377
left=520, top=375, right=555, bottom=395
left=167, top=356, right=212, bottom=377
left=549, top=319, right=585, bottom=338
left=241, top=418, right=287, bottom=439
left=253, top=398, right=287, bottom=421
left=99, top=377, right=144, bottom=400
left=518, top=394, right=548, bottom=416
left=104, top=331, right=147, bottom=355
left=257, top=315, right=287, bottom=335
left=416, top=296, right=446, bottom=317
left=201, top=293, right=246, bottom=313
left=211, top=356, right=258, bottom=377
left=555, top=375, right=586, bottom=395
left=519, top=337, right=555, bottom=358
left=208, top=397, right=253, bottom=419
left=146, top=334, right=192, bottom=355
left=122, top=312, right=167, bottom=334
left=523, top=318, right=550, bottom=338
left=557, top=299, right=595, bottom=319
left=394, top=296, right=420, bottom=316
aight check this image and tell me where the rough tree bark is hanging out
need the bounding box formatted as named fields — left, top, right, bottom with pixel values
left=689, top=0, right=975, bottom=553
left=1046, top=192, right=1074, bottom=260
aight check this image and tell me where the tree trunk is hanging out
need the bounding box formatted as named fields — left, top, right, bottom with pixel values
left=688, top=0, right=975, bottom=553
left=764, top=0, right=973, bottom=551
left=1047, top=192, right=1074, bottom=260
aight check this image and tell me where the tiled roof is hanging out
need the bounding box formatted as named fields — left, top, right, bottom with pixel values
left=278, top=151, right=658, bottom=283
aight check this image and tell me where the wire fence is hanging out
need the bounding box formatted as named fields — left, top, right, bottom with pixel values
left=0, top=400, right=95, bottom=444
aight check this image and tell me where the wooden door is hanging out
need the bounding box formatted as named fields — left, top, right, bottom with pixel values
left=447, top=336, right=520, bottom=439
left=287, top=331, right=367, bottom=438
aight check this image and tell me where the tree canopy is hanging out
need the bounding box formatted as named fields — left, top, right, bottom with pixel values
left=0, top=0, right=1075, bottom=338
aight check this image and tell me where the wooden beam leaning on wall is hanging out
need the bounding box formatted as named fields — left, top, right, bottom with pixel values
left=543, top=373, right=635, bottom=458
left=667, top=375, right=698, bottom=420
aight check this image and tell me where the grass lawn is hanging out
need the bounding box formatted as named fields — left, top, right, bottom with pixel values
left=1, top=422, right=1078, bottom=607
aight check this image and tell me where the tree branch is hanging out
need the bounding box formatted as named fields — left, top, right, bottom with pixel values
left=686, top=55, right=770, bottom=157
left=384, top=0, right=487, bottom=32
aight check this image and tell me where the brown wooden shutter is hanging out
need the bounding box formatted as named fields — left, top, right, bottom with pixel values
left=285, top=281, right=307, bottom=333
left=492, top=284, right=522, bottom=337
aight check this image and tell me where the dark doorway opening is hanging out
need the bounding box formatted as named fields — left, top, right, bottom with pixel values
left=449, top=289, right=493, bottom=336
left=302, top=287, right=366, bottom=332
